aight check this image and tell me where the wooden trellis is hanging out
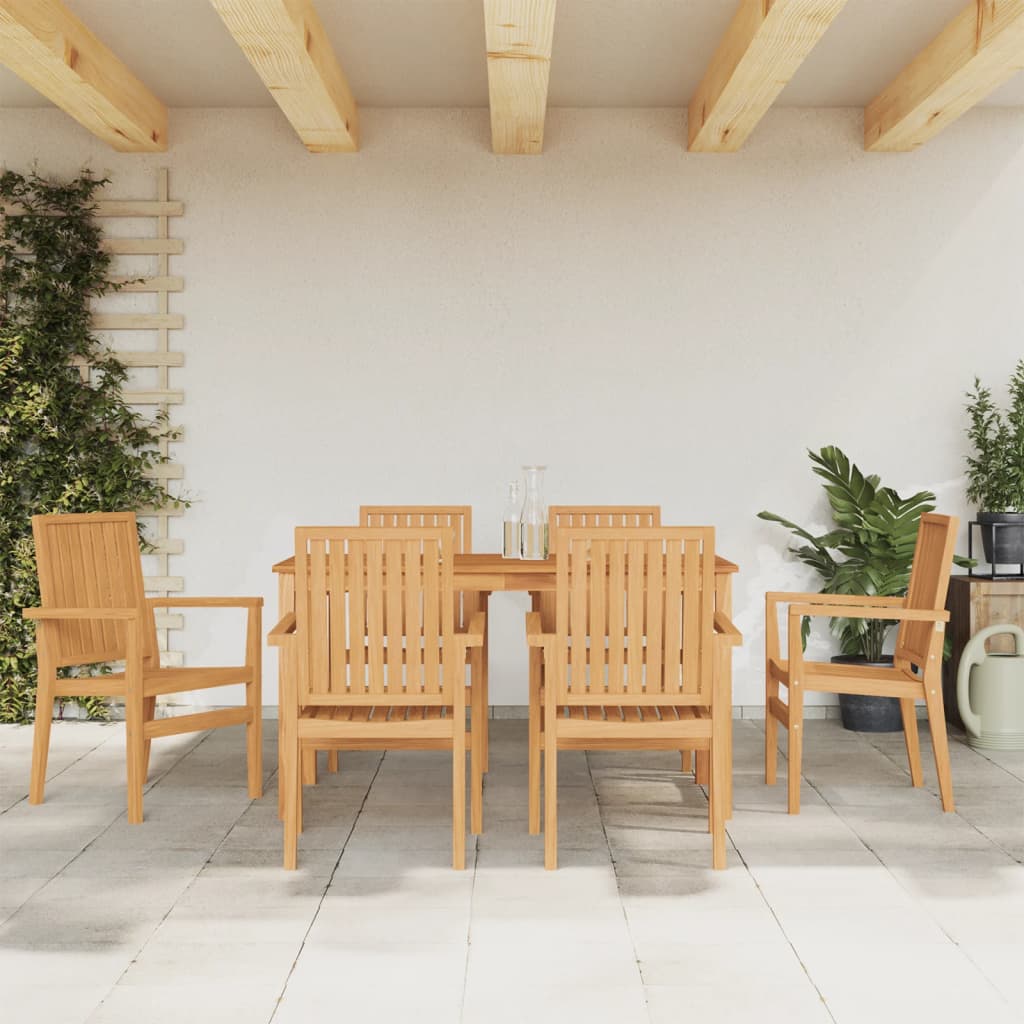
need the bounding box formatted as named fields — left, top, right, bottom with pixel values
left=92, top=168, right=185, bottom=667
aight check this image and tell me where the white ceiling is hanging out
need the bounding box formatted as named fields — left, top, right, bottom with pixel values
left=2, top=0, right=1024, bottom=110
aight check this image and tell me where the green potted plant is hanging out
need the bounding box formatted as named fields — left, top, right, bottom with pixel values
left=758, top=447, right=969, bottom=732
left=965, top=360, right=1024, bottom=567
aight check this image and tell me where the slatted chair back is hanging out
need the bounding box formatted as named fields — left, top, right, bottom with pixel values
left=548, top=506, right=661, bottom=554
left=294, top=527, right=457, bottom=707
left=552, top=527, right=715, bottom=705
left=895, top=513, right=959, bottom=669
left=360, top=506, right=472, bottom=554
left=30, top=512, right=160, bottom=669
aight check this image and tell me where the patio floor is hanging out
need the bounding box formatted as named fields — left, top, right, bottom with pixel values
left=1, top=717, right=1022, bottom=1024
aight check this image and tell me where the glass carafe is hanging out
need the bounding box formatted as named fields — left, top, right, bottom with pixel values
left=519, top=465, right=549, bottom=560
left=501, top=481, right=521, bottom=558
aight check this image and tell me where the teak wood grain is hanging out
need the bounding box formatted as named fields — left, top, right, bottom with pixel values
left=765, top=513, right=959, bottom=814
left=270, top=527, right=484, bottom=869
left=23, top=512, right=262, bottom=823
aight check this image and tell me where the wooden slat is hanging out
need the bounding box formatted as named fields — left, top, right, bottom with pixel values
left=423, top=536, right=440, bottom=694
left=385, top=539, right=403, bottom=693
left=405, top=539, right=423, bottom=696
left=607, top=539, right=625, bottom=695
left=96, top=200, right=183, bottom=217
left=664, top=539, right=682, bottom=694
left=124, top=389, right=184, bottom=405
left=589, top=539, right=607, bottom=691
left=210, top=0, right=358, bottom=153
left=569, top=536, right=587, bottom=694
left=92, top=313, right=184, bottom=330
left=866, top=0, right=1024, bottom=152
left=309, top=538, right=328, bottom=695
left=646, top=540, right=663, bottom=696
left=328, top=536, right=346, bottom=694
left=144, top=707, right=249, bottom=739
left=96, top=351, right=184, bottom=368
left=0, top=0, right=167, bottom=152
left=348, top=541, right=366, bottom=696
left=102, top=238, right=183, bottom=255
left=111, top=276, right=184, bottom=293
left=366, top=540, right=386, bottom=694
left=483, top=0, right=557, bottom=155
left=688, top=0, right=848, bottom=152
left=625, top=540, right=644, bottom=694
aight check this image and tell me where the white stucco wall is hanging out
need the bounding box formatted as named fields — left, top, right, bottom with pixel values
left=2, top=106, right=1019, bottom=708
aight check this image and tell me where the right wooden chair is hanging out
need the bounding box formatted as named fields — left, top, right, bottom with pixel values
left=765, top=513, right=959, bottom=814
left=270, top=526, right=484, bottom=870
left=527, top=527, right=741, bottom=870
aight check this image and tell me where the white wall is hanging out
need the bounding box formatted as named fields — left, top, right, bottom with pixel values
left=2, top=106, right=1020, bottom=708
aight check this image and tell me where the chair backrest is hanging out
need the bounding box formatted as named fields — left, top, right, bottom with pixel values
left=360, top=506, right=472, bottom=554
left=30, top=512, right=159, bottom=669
left=293, top=527, right=457, bottom=706
left=552, top=527, right=715, bottom=706
left=895, top=513, right=959, bottom=668
left=548, top=506, right=661, bottom=554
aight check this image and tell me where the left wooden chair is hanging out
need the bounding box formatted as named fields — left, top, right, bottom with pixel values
left=22, top=512, right=263, bottom=823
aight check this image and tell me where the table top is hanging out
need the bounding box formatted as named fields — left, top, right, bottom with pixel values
left=273, top=551, right=738, bottom=593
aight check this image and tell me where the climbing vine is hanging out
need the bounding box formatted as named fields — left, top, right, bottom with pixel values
left=0, top=170, right=181, bottom=723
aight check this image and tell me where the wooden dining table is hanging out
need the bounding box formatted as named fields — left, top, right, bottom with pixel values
left=272, top=551, right=740, bottom=814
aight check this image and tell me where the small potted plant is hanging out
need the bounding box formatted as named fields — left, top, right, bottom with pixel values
left=759, top=447, right=969, bottom=732
left=965, top=360, right=1024, bottom=567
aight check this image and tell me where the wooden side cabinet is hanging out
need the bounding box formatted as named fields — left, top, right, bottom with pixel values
left=944, top=575, right=1024, bottom=728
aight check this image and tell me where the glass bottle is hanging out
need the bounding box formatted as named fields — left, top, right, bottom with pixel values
left=519, top=465, right=549, bottom=560
left=501, top=481, right=521, bottom=558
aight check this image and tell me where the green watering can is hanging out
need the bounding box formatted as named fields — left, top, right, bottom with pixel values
left=957, top=624, right=1024, bottom=752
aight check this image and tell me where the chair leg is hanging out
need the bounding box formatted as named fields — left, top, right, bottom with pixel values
left=125, top=691, right=146, bottom=825
left=528, top=648, right=542, bottom=835
left=283, top=736, right=299, bottom=870
left=765, top=674, right=779, bottom=786
left=326, top=750, right=339, bottom=773
left=29, top=663, right=56, bottom=806
left=923, top=681, right=955, bottom=812
left=142, top=696, right=156, bottom=782
left=453, top=717, right=467, bottom=871
left=695, top=750, right=710, bottom=785
left=680, top=749, right=692, bottom=774
left=481, top=594, right=490, bottom=772
left=900, top=698, right=924, bottom=788
left=544, top=732, right=558, bottom=871
left=786, top=684, right=804, bottom=815
left=301, top=749, right=318, bottom=787
left=471, top=653, right=484, bottom=835
left=711, top=734, right=727, bottom=870
left=246, top=684, right=263, bottom=799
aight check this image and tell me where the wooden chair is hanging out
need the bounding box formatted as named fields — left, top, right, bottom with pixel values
left=527, top=527, right=741, bottom=870
left=765, top=513, right=959, bottom=814
left=270, top=527, right=484, bottom=869
left=23, top=512, right=262, bottom=823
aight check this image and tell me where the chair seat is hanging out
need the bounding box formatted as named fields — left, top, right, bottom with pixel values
left=555, top=704, right=709, bottom=722
left=769, top=657, right=920, bottom=692
left=300, top=704, right=454, bottom=722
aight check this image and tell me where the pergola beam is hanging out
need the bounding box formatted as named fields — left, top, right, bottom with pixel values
left=865, top=0, right=1024, bottom=152
left=210, top=0, right=358, bottom=153
left=0, top=0, right=167, bottom=152
left=688, top=0, right=848, bottom=153
left=483, top=0, right=557, bottom=155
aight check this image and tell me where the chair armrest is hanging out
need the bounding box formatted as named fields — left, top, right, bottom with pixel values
left=23, top=607, right=140, bottom=621
left=268, top=612, right=296, bottom=647
left=714, top=611, right=742, bottom=646
left=148, top=597, right=263, bottom=608
left=462, top=611, right=486, bottom=648
left=789, top=603, right=948, bottom=623
left=766, top=591, right=906, bottom=609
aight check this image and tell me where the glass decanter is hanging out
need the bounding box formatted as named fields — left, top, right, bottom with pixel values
left=501, top=481, right=521, bottom=558
left=519, top=465, right=549, bottom=560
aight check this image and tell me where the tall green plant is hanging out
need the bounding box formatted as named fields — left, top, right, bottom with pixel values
left=758, top=447, right=968, bottom=662
left=965, top=359, right=1024, bottom=512
left=0, top=170, right=182, bottom=723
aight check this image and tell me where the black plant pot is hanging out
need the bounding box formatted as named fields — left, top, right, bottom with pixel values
left=831, top=654, right=903, bottom=732
left=978, top=512, right=1024, bottom=567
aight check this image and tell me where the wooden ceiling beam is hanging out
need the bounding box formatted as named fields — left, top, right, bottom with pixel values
left=483, top=0, right=556, bottom=155
left=865, top=0, right=1024, bottom=152
left=210, top=0, right=358, bottom=152
left=688, top=0, right=848, bottom=153
left=0, top=0, right=166, bottom=151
